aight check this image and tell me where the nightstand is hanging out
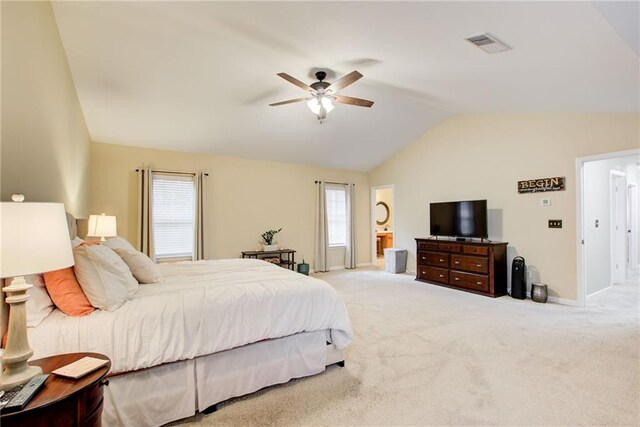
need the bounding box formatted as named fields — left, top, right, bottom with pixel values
left=0, top=352, right=111, bottom=427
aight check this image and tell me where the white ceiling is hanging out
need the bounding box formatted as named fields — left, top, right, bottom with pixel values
left=51, top=1, right=639, bottom=171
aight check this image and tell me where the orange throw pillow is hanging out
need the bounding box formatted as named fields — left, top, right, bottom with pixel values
left=43, top=267, right=95, bottom=316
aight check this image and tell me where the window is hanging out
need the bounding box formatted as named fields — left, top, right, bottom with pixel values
left=326, top=186, right=347, bottom=247
left=152, top=173, right=196, bottom=260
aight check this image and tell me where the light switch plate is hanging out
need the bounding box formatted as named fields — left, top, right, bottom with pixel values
left=541, top=198, right=551, bottom=206
left=548, top=219, right=562, bottom=228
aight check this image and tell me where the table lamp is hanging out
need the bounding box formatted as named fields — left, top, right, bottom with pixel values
left=87, top=213, right=117, bottom=241
left=0, top=196, right=74, bottom=390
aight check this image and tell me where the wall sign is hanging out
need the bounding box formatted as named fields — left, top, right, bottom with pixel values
left=518, top=177, right=565, bottom=194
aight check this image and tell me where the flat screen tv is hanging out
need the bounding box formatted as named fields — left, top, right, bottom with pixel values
left=430, top=200, right=488, bottom=238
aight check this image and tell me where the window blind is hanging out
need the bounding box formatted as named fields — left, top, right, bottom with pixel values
left=152, top=173, right=196, bottom=259
left=326, top=186, right=347, bottom=247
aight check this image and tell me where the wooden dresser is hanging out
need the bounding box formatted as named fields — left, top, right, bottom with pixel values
left=415, top=238, right=508, bottom=297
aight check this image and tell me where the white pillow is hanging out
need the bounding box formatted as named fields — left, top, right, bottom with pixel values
left=27, top=286, right=54, bottom=327
left=103, top=236, right=137, bottom=253
left=16, top=274, right=53, bottom=327
left=73, top=244, right=138, bottom=311
left=71, top=236, right=84, bottom=248
left=113, top=248, right=162, bottom=284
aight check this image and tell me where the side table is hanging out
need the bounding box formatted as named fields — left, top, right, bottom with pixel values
left=0, top=352, right=111, bottom=427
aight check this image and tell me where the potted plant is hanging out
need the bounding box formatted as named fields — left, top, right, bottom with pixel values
left=261, top=228, right=282, bottom=252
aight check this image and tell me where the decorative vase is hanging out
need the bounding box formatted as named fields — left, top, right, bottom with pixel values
left=297, top=261, right=310, bottom=276
left=531, top=283, right=548, bottom=303
left=262, top=244, right=278, bottom=252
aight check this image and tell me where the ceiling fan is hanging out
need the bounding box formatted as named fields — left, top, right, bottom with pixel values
left=269, top=70, right=374, bottom=121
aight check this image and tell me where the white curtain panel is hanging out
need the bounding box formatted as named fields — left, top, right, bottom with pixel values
left=314, top=181, right=329, bottom=272
left=137, top=168, right=154, bottom=259
left=345, top=182, right=357, bottom=269
left=195, top=172, right=207, bottom=261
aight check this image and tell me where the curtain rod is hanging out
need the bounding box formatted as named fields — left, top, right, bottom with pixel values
left=315, top=180, right=354, bottom=186
left=135, top=169, right=209, bottom=177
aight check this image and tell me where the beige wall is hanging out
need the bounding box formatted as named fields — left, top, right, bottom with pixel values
left=89, top=142, right=370, bottom=270
left=1, top=1, right=90, bottom=216
left=370, top=114, right=640, bottom=301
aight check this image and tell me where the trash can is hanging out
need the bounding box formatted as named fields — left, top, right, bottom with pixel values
left=384, top=248, right=407, bottom=274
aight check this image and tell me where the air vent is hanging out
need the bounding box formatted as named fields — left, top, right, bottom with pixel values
left=465, top=33, right=512, bottom=54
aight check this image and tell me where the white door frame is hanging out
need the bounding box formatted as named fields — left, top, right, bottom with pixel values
left=627, top=183, right=639, bottom=270
left=370, top=185, right=395, bottom=264
left=610, top=170, right=627, bottom=284
left=576, top=148, right=640, bottom=307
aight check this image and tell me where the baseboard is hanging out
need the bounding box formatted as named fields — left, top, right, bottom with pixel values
left=547, top=296, right=581, bottom=307
left=328, top=266, right=345, bottom=271
left=586, top=285, right=613, bottom=298
left=356, top=263, right=372, bottom=268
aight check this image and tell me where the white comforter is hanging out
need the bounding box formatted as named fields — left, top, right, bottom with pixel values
left=29, top=259, right=353, bottom=373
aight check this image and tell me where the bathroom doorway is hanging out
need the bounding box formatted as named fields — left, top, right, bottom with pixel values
left=371, top=185, right=395, bottom=268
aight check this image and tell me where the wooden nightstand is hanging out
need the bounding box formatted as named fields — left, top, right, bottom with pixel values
left=0, top=352, right=111, bottom=427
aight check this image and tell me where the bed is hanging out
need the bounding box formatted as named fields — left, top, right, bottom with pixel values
left=8, top=216, right=354, bottom=426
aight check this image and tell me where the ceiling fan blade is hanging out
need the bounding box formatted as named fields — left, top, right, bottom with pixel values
left=269, top=97, right=308, bottom=106
left=334, top=95, right=374, bottom=108
left=277, top=73, right=312, bottom=91
left=327, top=70, right=363, bottom=92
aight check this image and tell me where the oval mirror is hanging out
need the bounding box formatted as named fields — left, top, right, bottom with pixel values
left=376, top=201, right=390, bottom=225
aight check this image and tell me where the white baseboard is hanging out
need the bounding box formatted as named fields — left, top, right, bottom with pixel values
left=328, top=266, right=345, bottom=271
left=356, top=263, right=372, bottom=268
left=547, top=296, right=581, bottom=307
left=586, top=285, right=613, bottom=298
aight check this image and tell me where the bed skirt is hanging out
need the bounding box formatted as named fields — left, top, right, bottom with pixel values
left=103, top=331, right=342, bottom=426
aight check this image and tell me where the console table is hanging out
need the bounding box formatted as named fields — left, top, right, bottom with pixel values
left=415, top=238, right=507, bottom=297
left=241, top=249, right=296, bottom=270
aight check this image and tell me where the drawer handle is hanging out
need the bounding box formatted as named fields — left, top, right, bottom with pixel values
left=454, top=261, right=460, bottom=264
left=101, top=379, right=110, bottom=387
left=422, top=257, right=426, bottom=260
left=454, top=277, right=460, bottom=281
left=439, top=259, right=444, bottom=262
left=439, top=274, right=444, bottom=278
left=476, top=281, right=482, bottom=285
left=476, top=264, right=482, bottom=267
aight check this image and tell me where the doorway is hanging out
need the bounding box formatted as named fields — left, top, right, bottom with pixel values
left=577, top=149, right=640, bottom=306
left=371, top=185, right=394, bottom=268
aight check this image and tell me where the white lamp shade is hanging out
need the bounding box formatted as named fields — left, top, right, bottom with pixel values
left=0, top=202, right=74, bottom=278
left=87, top=214, right=117, bottom=238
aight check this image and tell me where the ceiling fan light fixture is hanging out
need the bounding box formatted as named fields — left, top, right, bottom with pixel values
left=307, top=95, right=334, bottom=116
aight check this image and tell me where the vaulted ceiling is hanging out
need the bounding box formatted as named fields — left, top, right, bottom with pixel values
left=52, top=1, right=639, bottom=171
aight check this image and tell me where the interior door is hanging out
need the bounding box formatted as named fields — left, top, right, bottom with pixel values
left=627, top=184, right=638, bottom=270
left=611, top=173, right=627, bottom=284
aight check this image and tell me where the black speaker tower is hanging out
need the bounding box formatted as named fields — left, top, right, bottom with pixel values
left=511, top=256, right=526, bottom=300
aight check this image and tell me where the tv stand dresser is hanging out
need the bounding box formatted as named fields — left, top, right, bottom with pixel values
left=415, top=238, right=508, bottom=297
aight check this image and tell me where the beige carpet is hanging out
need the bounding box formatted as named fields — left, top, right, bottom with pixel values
left=175, top=268, right=640, bottom=426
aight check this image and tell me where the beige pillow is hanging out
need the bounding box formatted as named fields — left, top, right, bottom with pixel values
left=113, top=248, right=162, bottom=284
left=103, top=236, right=137, bottom=253
left=73, top=244, right=138, bottom=311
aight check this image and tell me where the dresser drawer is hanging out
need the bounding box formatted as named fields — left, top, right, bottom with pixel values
left=450, top=255, right=489, bottom=274
left=425, top=252, right=449, bottom=268
left=438, top=243, right=461, bottom=253
left=462, top=245, right=489, bottom=256
left=417, top=251, right=429, bottom=265
left=417, top=266, right=449, bottom=284
left=450, top=271, right=489, bottom=292
left=418, top=241, right=438, bottom=251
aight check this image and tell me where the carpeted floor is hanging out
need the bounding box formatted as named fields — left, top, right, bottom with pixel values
left=175, top=267, right=640, bottom=426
